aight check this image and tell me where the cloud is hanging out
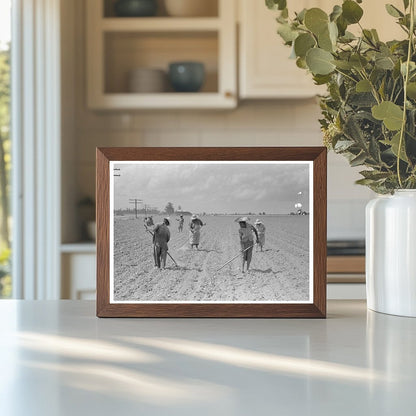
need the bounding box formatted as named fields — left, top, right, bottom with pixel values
left=114, top=162, right=310, bottom=214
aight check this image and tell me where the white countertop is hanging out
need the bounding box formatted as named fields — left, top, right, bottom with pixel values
left=0, top=300, right=415, bottom=415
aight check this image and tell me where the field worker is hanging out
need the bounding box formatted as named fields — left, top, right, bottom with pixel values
left=237, top=217, right=259, bottom=273
left=153, top=217, right=170, bottom=269
left=255, top=219, right=266, bottom=252
left=189, top=214, right=204, bottom=250
left=144, top=216, right=154, bottom=228
left=176, top=215, right=184, bottom=232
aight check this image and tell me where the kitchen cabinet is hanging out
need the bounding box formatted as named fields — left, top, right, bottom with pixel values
left=238, top=0, right=404, bottom=99
left=86, top=0, right=237, bottom=109
left=61, top=245, right=96, bottom=300
left=87, top=0, right=404, bottom=107
left=60, top=248, right=365, bottom=300
left=238, top=0, right=324, bottom=99
left=327, top=255, right=365, bottom=299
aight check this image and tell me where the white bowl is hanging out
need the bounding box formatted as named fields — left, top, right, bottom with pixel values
left=164, top=0, right=218, bottom=17
left=128, top=68, right=167, bottom=93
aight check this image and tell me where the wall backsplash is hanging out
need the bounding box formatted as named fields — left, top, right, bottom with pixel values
left=61, top=0, right=374, bottom=243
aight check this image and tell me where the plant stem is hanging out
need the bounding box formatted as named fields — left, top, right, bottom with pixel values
left=334, top=68, right=358, bottom=84
left=358, top=69, right=381, bottom=104
left=397, top=0, right=415, bottom=188
left=390, top=79, right=398, bottom=102
left=393, top=85, right=404, bottom=104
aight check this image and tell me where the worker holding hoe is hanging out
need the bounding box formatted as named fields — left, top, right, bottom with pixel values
left=189, top=214, right=204, bottom=250
left=255, top=219, right=266, bottom=252
left=176, top=214, right=184, bottom=232
left=153, top=217, right=171, bottom=269
left=237, top=217, right=259, bottom=273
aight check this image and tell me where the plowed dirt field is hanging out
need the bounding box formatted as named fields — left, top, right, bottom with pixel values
left=113, top=215, right=310, bottom=302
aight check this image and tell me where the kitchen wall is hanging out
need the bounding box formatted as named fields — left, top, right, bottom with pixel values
left=61, top=0, right=374, bottom=243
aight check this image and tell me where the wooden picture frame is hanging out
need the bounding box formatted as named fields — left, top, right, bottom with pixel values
left=96, top=147, right=327, bottom=318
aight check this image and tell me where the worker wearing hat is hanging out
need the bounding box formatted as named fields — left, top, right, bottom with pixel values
left=189, top=214, right=204, bottom=250
left=153, top=217, right=170, bottom=269
left=144, top=216, right=154, bottom=228
left=237, top=217, right=259, bottom=273
left=176, top=214, right=184, bottom=232
left=254, top=219, right=266, bottom=252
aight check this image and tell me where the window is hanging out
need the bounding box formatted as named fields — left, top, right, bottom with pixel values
left=0, top=0, right=11, bottom=298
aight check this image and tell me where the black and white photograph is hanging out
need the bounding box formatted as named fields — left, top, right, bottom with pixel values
left=109, top=161, right=313, bottom=303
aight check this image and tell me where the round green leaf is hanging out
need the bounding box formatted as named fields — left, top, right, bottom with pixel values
left=330, top=5, right=342, bottom=22
left=266, top=0, right=287, bottom=11
left=371, top=101, right=404, bottom=131
left=294, top=33, right=316, bottom=58
left=296, top=57, right=308, bottom=69
left=318, top=28, right=333, bottom=52
left=356, top=79, right=372, bottom=92
left=385, top=4, right=403, bottom=18
left=318, top=22, right=338, bottom=52
left=313, top=74, right=332, bottom=85
left=350, top=54, right=368, bottom=70
left=382, top=133, right=408, bottom=162
left=277, top=23, right=298, bottom=43
left=328, top=21, right=338, bottom=43
left=336, top=15, right=348, bottom=36
left=371, top=29, right=380, bottom=42
left=296, top=8, right=307, bottom=23
left=401, top=61, right=416, bottom=76
left=375, top=56, right=395, bottom=70
left=407, top=82, right=416, bottom=99
left=339, top=31, right=356, bottom=43
left=342, top=0, right=363, bottom=24
left=333, top=60, right=352, bottom=70
left=306, top=48, right=335, bottom=75
left=304, top=8, right=328, bottom=35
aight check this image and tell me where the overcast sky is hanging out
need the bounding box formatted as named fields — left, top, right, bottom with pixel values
left=113, top=162, right=310, bottom=214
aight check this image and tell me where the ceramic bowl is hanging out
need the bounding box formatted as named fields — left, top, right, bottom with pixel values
left=168, top=62, right=205, bottom=92
left=114, top=0, right=158, bottom=17
left=128, top=68, right=167, bottom=93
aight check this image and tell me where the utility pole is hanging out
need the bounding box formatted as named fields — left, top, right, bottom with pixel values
left=129, top=198, right=142, bottom=219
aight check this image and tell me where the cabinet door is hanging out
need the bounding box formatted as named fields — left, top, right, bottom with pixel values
left=239, top=0, right=404, bottom=99
left=239, top=0, right=325, bottom=99
left=62, top=253, right=96, bottom=300
left=358, top=0, right=404, bottom=41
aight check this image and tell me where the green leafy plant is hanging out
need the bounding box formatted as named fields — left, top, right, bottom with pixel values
left=266, top=0, right=416, bottom=193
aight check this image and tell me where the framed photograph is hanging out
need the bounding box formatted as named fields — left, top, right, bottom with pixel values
left=96, top=147, right=327, bottom=318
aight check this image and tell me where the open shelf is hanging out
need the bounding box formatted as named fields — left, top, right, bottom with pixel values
left=91, top=92, right=234, bottom=109
left=61, top=243, right=96, bottom=254
left=103, top=0, right=219, bottom=18
left=101, top=17, right=221, bottom=32
left=104, top=31, right=218, bottom=94
left=87, top=0, right=236, bottom=109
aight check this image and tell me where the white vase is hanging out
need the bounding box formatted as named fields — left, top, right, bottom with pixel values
left=366, top=190, right=416, bottom=317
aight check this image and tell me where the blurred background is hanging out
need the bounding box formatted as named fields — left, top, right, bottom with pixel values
left=1, top=0, right=404, bottom=300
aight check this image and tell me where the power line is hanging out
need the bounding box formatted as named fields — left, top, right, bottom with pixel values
left=129, top=198, right=142, bottom=219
